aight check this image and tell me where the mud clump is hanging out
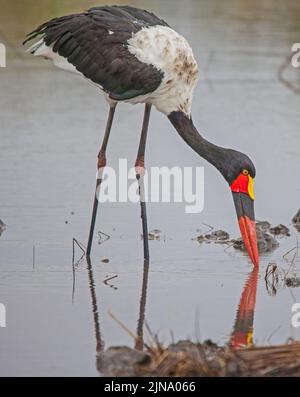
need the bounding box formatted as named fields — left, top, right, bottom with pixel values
left=256, top=221, right=290, bottom=238
left=147, top=229, right=164, bottom=241
left=270, top=224, right=290, bottom=237
left=255, top=221, right=271, bottom=232
left=195, top=221, right=282, bottom=254
left=233, top=222, right=279, bottom=254
left=292, top=209, right=300, bottom=232
left=285, top=277, right=300, bottom=288
left=97, top=346, right=150, bottom=377
left=254, top=221, right=290, bottom=237
left=0, top=220, right=6, bottom=237
left=196, top=230, right=230, bottom=244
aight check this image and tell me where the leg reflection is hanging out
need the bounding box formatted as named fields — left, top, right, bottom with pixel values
left=86, top=256, right=103, bottom=353
left=135, top=260, right=150, bottom=351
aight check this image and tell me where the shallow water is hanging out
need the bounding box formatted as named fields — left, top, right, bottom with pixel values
left=0, top=0, right=300, bottom=376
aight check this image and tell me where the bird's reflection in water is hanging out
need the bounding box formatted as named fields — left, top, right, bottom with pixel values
left=86, top=256, right=104, bottom=353
left=77, top=253, right=260, bottom=374
left=230, top=268, right=259, bottom=349
left=135, top=260, right=150, bottom=351
left=77, top=255, right=150, bottom=373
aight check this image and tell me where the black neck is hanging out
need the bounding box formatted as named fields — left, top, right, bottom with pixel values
left=168, top=111, right=230, bottom=180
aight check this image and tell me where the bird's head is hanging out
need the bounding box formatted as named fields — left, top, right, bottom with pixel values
left=168, top=111, right=259, bottom=267
left=217, top=149, right=259, bottom=267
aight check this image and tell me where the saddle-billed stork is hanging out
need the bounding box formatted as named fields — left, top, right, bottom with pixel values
left=24, top=5, right=259, bottom=266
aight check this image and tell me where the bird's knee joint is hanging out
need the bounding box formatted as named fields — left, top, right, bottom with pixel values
left=135, top=157, right=145, bottom=177
left=135, top=166, right=146, bottom=178
left=98, top=150, right=107, bottom=169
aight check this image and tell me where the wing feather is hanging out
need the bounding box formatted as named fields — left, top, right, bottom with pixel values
left=24, top=6, right=169, bottom=100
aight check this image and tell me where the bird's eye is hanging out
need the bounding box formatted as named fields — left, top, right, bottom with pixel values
left=242, top=169, right=249, bottom=175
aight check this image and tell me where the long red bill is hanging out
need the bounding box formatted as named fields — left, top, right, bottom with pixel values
left=238, top=216, right=259, bottom=267
left=232, top=191, right=259, bottom=267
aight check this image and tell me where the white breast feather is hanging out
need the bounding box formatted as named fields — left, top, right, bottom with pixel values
left=127, top=26, right=199, bottom=116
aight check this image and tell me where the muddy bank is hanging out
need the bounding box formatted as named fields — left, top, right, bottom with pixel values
left=97, top=340, right=300, bottom=377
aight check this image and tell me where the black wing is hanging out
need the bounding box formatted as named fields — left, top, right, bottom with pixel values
left=24, top=6, right=169, bottom=101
